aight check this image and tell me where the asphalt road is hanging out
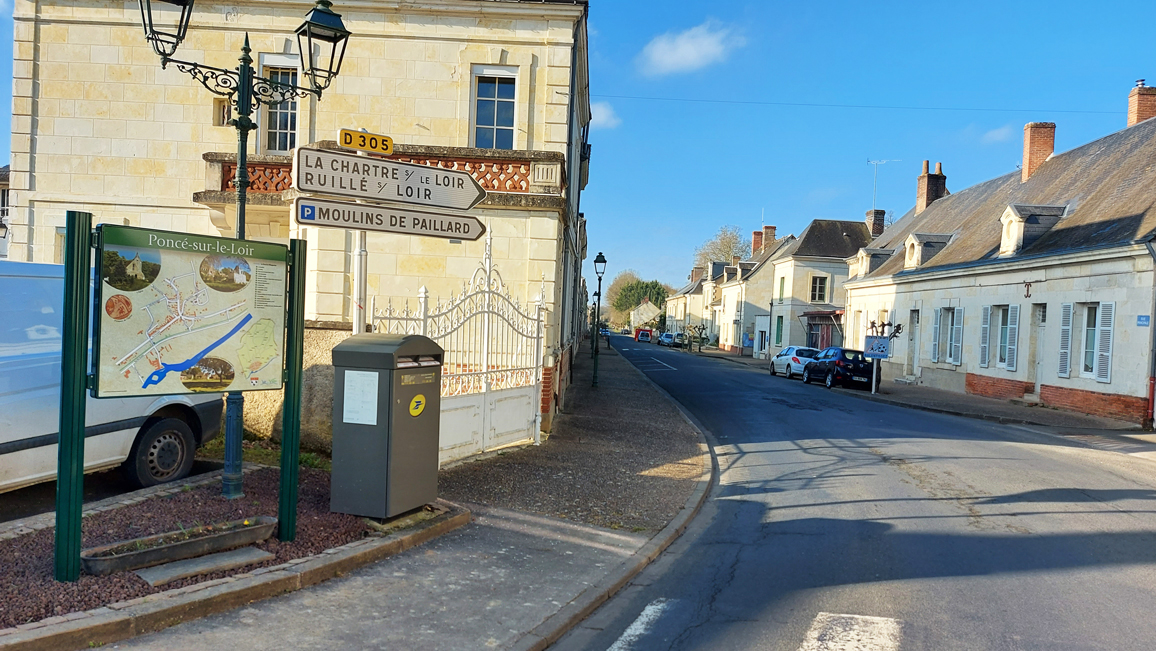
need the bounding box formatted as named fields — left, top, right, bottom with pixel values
left=555, top=335, right=1156, bottom=651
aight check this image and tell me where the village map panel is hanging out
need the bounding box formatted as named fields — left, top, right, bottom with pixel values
left=93, top=225, right=289, bottom=398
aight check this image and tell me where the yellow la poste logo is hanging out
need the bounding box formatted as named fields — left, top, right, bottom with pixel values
left=409, top=394, right=426, bottom=417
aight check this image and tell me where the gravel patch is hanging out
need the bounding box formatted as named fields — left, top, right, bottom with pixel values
left=0, top=467, right=366, bottom=629
left=440, top=343, right=703, bottom=533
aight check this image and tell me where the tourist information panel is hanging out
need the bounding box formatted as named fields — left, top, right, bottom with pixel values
left=93, top=225, right=289, bottom=397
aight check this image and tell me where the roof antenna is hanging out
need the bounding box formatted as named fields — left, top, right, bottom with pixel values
left=867, top=159, right=900, bottom=212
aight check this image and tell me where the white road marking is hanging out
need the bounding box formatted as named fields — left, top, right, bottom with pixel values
left=606, top=598, right=676, bottom=651
left=797, top=612, right=903, bottom=651
left=646, top=357, right=676, bottom=370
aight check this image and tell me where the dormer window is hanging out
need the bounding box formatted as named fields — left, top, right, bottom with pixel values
left=999, top=204, right=1066, bottom=257
left=904, top=233, right=953, bottom=269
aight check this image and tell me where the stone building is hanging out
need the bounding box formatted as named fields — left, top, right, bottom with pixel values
left=844, top=84, right=1156, bottom=424
left=11, top=0, right=591, bottom=434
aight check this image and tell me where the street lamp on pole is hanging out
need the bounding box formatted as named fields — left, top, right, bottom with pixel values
left=137, top=0, right=351, bottom=499
left=592, top=252, right=606, bottom=388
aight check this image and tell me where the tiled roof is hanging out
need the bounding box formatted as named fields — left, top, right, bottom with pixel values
left=779, top=220, right=874, bottom=259
left=863, top=117, right=1156, bottom=279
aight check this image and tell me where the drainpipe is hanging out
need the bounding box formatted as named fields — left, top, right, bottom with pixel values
left=1143, top=242, right=1156, bottom=428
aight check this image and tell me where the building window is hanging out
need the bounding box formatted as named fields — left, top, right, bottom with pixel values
left=997, top=307, right=1010, bottom=367
left=264, top=67, right=298, bottom=154
left=0, top=188, right=9, bottom=224
left=810, top=276, right=828, bottom=303
left=475, top=76, right=515, bottom=150
left=1082, top=304, right=1098, bottom=376
left=775, top=316, right=783, bottom=346
left=934, top=307, right=963, bottom=365
left=778, top=277, right=785, bottom=304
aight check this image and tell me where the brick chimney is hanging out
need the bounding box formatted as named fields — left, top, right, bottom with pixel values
left=762, top=225, right=776, bottom=245
left=866, top=209, right=886, bottom=237
left=915, top=160, right=947, bottom=214
left=690, top=266, right=705, bottom=283
left=752, top=230, right=764, bottom=254
left=1021, top=122, right=1055, bottom=182
left=1129, top=79, right=1156, bottom=127
left=732, top=255, right=741, bottom=266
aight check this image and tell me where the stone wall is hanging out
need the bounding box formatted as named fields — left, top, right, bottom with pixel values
left=243, top=321, right=352, bottom=453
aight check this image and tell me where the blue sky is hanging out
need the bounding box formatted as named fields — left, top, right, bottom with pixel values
left=3, top=2, right=1154, bottom=293
left=580, top=1, right=1156, bottom=290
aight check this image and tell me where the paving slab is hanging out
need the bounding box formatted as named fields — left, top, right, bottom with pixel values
left=134, top=547, right=276, bottom=588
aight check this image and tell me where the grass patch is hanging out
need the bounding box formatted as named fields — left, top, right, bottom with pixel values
left=197, top=437, right=331, bottom=472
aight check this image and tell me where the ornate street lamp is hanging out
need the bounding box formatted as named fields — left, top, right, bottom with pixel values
left=137, top=0, right=351, bottom=499
left=592, top=252, right=607, bottom=387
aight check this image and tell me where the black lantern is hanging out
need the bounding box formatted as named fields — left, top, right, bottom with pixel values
left=296, top=0, right=351, bottom=92
left=594, top=251, right=607, bottom=278
left=138, top=0, right=195, bottom=59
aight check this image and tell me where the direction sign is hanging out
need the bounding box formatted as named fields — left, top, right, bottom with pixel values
left=294, top=147, right=487, bottom=211
left=339, top=128, right=394, bottom=156
left=294, top=197, right=487, bottom=241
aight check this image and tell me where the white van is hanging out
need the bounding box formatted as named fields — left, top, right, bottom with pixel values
left=0, top=261, right=223, bottom=493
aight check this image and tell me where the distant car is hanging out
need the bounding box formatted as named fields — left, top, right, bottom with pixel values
left=802, top=347, right=878, bottom=389
left=636, top=330, right=652, bottom=343
left=599, top=327, right=610, bottom=336
left=621, top=327, right=630, bottom=334
left=769, top=346, right=820, bottom=379
left=657, top=332, right=676, bottom=347
left=674, top=333, right=686, bottom=348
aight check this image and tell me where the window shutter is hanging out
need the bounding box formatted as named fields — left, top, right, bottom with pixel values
left=1006, top=304, right=1020, bottom=372
left=979, top=306, right=991, bottom=368
left=951, top=307, right=964, bottom=365
left=931, top=308, right=941, bottom=362
left=1058, top=303, right=1073, bottom=378
left=1096, top=302, right=1115, bottom=383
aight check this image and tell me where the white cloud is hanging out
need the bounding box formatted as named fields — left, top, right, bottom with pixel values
left=981, top=125, right=1014, bottom=145
left=590, top=102, right=621, bottom=129
left=637, top=21, right=745, bottom=77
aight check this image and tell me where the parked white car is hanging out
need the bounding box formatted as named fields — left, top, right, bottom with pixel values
left=769, top=346, right=820, bottom=379
left=0, top=261, right=223, bottom=493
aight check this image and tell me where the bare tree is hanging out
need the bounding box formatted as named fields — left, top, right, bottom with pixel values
left=694, top=225, right=752, bottom=267
left=603, top=269, right=641, bottom=326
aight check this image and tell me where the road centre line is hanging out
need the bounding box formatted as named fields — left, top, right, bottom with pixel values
left=796, top=612, right=903, bottom=651
left=607, top=598, right=676, bottom=651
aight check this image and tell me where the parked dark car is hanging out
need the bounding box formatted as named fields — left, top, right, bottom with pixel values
left=802, top=347, right=878, bottom=389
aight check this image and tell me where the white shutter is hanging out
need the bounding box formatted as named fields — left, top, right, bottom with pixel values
left=951, top=307, right=964, bottom=365
left=1058, top=303, right=1073, bottom=378
left=979, top=306, right=991, bottom=368
left=1006, top=304, right=1020, bottom=372
left=931, top=308, right=941, bottom=362
left=1096, top=302, right=1115, bottom=383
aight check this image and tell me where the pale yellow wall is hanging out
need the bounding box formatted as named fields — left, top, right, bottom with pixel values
left=11, top=0, right=582, bottom=342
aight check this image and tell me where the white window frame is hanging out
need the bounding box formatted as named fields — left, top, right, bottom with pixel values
left=258, top=52, right=302, bottom=156
left=996, top=306, right=1010, bottom=368
left=1080, top=303, right=1098, bottom=378
left=809, top=275, right=829, bottom=303
left=470, top=64, right=518, bottom=150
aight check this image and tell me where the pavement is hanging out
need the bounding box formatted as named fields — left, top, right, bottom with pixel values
left=693, top=346, right=1141, bottom=431
left=62, top=338, right=712, bottom=651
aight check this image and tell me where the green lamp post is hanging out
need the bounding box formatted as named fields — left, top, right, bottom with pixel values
left=136, top=0, right=351, bottom=499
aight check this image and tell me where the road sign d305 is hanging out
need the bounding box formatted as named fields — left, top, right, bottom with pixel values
left=339, top=128, right=394, bottom=156
left=294, top=197, right=486, bottom=241
left=294, top=147, right=487, bottom=211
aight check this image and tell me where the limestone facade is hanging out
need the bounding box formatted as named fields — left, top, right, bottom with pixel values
left=11, top=0, right=591, bottom=423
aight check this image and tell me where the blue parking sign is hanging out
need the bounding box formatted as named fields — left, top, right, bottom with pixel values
left=299, top=204, right=316, bottom=221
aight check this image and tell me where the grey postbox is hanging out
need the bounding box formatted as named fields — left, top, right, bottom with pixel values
left=329, top=334, right=442, bottom=519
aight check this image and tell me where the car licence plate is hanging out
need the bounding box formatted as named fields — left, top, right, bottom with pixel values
left=853, top=376, right=869, bottom=382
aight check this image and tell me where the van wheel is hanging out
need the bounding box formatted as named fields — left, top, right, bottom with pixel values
left=123, top=418, right=196, bottom=488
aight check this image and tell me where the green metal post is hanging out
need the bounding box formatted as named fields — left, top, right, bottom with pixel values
left=278, top=239, right=307, bottom=541
left=55, top=211, right=92, bottom=582
left=592, top=277, right=602, bottom=388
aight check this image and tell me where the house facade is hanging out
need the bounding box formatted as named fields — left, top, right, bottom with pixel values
left=844, top=85, right=1156, bottom=424
left=11, top=0, right=591, bottom=431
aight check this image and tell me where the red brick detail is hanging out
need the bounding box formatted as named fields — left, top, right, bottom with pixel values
left=965, top=373, right=1032, bottom=400
left=1128, top=86, right=1156, bottom=127
left=540, top=366, right=554, bottom=414
left=1039, top=384, right=1149, bottom=424
left=1022, top=122, right=1056, bottom=182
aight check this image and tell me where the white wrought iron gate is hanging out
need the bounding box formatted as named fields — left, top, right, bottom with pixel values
left=370, top=237, right=544, bottom=465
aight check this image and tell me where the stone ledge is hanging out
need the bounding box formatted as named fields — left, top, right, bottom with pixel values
left=0, top=501, right=471, bottom=651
